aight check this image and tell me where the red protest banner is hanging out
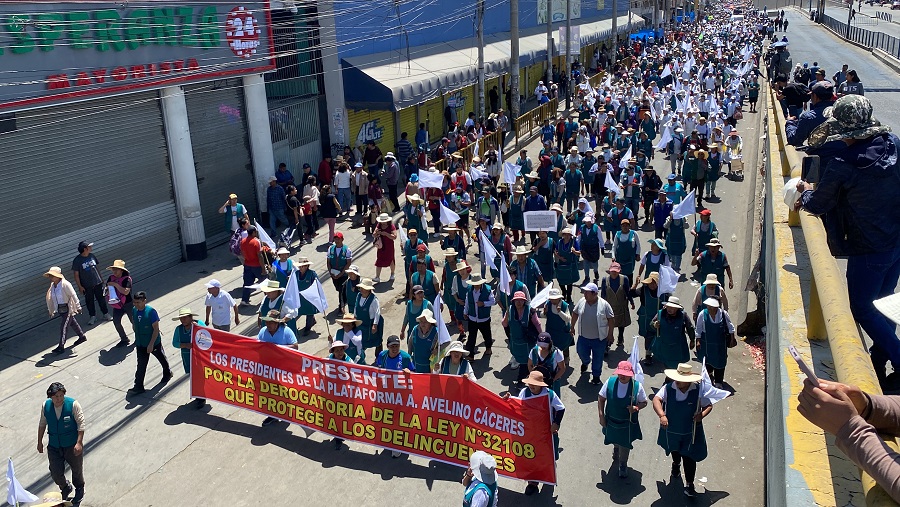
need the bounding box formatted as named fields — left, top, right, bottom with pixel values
left=190, top=327, right=557, bottom=484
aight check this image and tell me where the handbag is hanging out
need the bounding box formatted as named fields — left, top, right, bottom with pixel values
left=374, top=235, right=383, bottom=249
left=57, top=304, right=69, bottom=314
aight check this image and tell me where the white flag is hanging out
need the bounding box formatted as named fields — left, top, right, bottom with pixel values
left=439, top=203, right=460, bottom=225
left=604, top=169, right=622, bottom=197
left=716, top=47, right=722, bottom=59
left=398, top=226, right=408, bottom=248
left=618, top=144, right=632, bottom=169
left=478, top=230, right=499, bottom=271
left=672, top=190, right=696, bottom=219
left=700, top=357, right=731, bottom=404
left=472, top=138, right=480, bottom=159
left=300, top=277, right=329, bottom=314
left=654, top=126, right=673, bottom=150
left=629, top=337, right=646, bottom=385
left=530, top=282, right=554, bottom=309
left=658, top=265, right=679, bottom=297
left=6, top=458, right=39, bottom=505
left=418, top=170, right=445, bottom=189
left=501, top=162, right=520, bottom=185
left=499, top=255, right=512, bottom=296
left=433, top=293, right=452, bottom=345
left=470, top=166, right=488, bottom=180
left=281, top=270, right=302, bottom=320
left=254, top=220, right=277, bottom=250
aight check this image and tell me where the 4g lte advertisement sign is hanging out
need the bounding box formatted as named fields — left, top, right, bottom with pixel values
left=0, top=1, right=275, bottom=109
left=191, top=328, right=557, bottom=484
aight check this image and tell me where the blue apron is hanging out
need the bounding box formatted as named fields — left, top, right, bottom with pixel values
left=355, top=294, right=384, bottom=352
left=534, top=238, right=555, bottom=282
left=555, top=238, right=581, bottom=286
left=657, top=383, right=708, bottom=462
left=508, top=305, right=532, bottom=363
left=652, top=310, right=691, bottom=368
left=544, top=301, right=572, bottom=349
left=698, top=309, right=729, bottom=369
left=411, top=324, right=438, bottom=373
left=614, top=230, right=637, bottom=276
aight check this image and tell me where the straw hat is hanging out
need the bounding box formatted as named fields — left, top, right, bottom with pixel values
left=526, top=171, right=540, bottom=179
left=513, top=245, right=530, bottom=256
left=29, top=492, right=72, bottom=507
left=407, top=193, right=422, bottom=203
left=443, top=248, right=459, bottom=258
left=296, top=256, right=312, bottom=267
left=43, top=266, right=64, bottom=279
left=336, top=313, right=363, bottom=325
left=663, top=296, right=684, bottom=310
left=376, top=213, right=392, bottom=223
left=561, top=227, right=574, bottom=236
left=171, top=307, right=200, bottom=321
left=329, top=340, right=349, bottom=351
left=259, top=280, right=285, bottom=293
left=641, top=272, right=660, bottom=285
left=467, top=274, right=487, bottom=286
left=346, top=265, right=361, bottom=276
left=703, top=273, right=721, bottom=286
left=276, top=247, right=290, bottom=256
left=107, top=259, right=129, bottom=272
left=550, top=203, right=563, bottom=212
left=522, top=370, right=548, bottom=387
left=444, top=340, right=470, bottom=357
left=664, top=363, right=702, bottom=383
left=491, top=221, right=504, bottom=230
left=444, top=225, right=460, bottom=232
left=454, top=261, right=472, bottom=273
left=357, top=278, right=376, bottom=290
left=706, top=238, right=723, bottom=248
left=548, top=288, right=564, bottom=300
left=417, top=308, right=437, bottom=324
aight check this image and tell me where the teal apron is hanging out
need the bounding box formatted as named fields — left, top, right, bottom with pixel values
left=463, top=481, right=497, bottom=507
left=656, top=383, right=708, bottom=462
left=172, top=322, right=205, bottom=374
left=700, top=251, right=728, bottom=286
left=271, top=259, right=295, bottom=287
left=602, top=378, right=643, bottom=448
left=693, top=220, right=717, bottom=254
left=412, top=270, right=437, bottom=303
left=508, top=305, right=532, bottom=363
left=499, top=279, right=525, bottom=314
left=355, top=294, right=384, bottom=352
left=643, top=250, right=667, bottom=278
left=544, top=301, right=573, bottom=349
left=652, top=310, right=691, bottom=368
left=666, top=218, right=687, bottom=256
left=534, top=239, right=555, bottom=282
left=443, top=265, right=459, bottom=313
left=489, top=233, right=508, bottom=279
left=411, top=324, right=438, bottom=373
left=454, top=275, right=470, bottom=322
left=295, top=269, right=319, bottom=316
left=529, top=345, right=562, bottom=395
left=698, top=309, right=728, bottom=369
left=260, top=294, right=298, bottom=334
left=441, top=358, right=472, bottom=375
left=509, top=196, right=525, bottom=230
left=344, top=278, right=359, bottom=314
left=637, top=287, right=661, bottom=340
left=607, top=207, right=628, bottom=233
left=405, top=300, right=430, bottom=333
left=614, top=230, right=637, bottom=277
left=336, top=328, right=363, bottom=363
left=555, top=238, right=580, bottom=286
left=512, top=258, right=540, bottom=298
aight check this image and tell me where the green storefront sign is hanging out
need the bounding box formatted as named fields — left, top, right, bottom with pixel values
left=0, top=2, right=274, bottom=109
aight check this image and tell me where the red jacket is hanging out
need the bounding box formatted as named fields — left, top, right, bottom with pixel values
left=317, top=160, right=333, bottom=185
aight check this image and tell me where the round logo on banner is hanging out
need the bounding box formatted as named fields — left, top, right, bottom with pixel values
left=225, top=6, right=260, bottom=58
left=195, top=329, right=214, bottom=351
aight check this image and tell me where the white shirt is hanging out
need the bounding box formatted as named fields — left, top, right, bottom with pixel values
left=334, top=170, right=352, bottom=189
left=337, top=328, right=363, bottom=353
left=205, top=291, right=236, bottom=326
left=641, top=251, right=671, bottom=267
left=464, top=480, right=497, bottom=507
left=656, top=382, right=712, bottom=406
left=599, top=377, right=648, bottom=403
left=52, top=283, right=66, bottom=306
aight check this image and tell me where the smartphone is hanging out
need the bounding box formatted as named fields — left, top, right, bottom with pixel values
left=789, top=345, right=820, bottom=387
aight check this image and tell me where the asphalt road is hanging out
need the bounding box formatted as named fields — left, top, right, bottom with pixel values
left=0, top=95, right=766, bottom=506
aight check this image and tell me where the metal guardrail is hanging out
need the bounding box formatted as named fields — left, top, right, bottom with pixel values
left=820, top=13, right=900, bottom=58
left=432, top=129, right=505, bottom=174
left=767, top=88, right=900, bottom=506
left=513, top=98, right=559, bottom=148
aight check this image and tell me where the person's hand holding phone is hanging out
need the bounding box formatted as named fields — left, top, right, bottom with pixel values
left=797, top=379, right=860, bottom=435
left=817, top=381, right=870, bottom=417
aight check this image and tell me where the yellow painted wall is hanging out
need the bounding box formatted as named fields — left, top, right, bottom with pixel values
left=419, top=96, right=444, bottom=146
left=347, top=108, right=395, bottom=153
left=398, top=106, right=418, bottom=153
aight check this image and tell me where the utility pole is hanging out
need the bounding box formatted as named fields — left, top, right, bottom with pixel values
left=511, top=0, right=521, bottom=119
left=565, top=0, right=572, bottom=110
left=611, top=0, right=618, bottom=64
left=628, top=0, right=633, bottom=34
left=546, top=0, right=553, bottom=86
left=476, top=0, right=485, bottom=118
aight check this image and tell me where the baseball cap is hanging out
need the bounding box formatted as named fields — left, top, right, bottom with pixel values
left=77, top=241, right=93, bottom=253
left=811, top=81, right=834, bottom=100
left=581, top=282, right=599, bottom=293
left=303, top=163, right=311, bottom=169
left=334, top=232, right=344, bottom=239
left=387, top=335, right=401, bottom=346
left=537, top=332, right=552, bottom=348
left=205, top=279, right=222, bottom=288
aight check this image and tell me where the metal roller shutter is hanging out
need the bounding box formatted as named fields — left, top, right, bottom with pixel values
left=185, top=80, right=257, bottom=246
left=398, top=106, right=417, bottom=155
left=0, top=92, right=181, bottom=339
left=346, top=109, right=395, bottom=156
left=419, top=97, right=443, bottom=147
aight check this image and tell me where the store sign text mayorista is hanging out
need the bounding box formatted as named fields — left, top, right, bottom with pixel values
left=0, top=2, right=275, bottom=110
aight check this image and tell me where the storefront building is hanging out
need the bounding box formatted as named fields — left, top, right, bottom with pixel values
left=0, top=1, right=277, bottom=337
left=319, top=0, right=636, bottom=155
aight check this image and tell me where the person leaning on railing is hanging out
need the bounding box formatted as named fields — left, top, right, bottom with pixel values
left=795, top=95, right=900, bottom=389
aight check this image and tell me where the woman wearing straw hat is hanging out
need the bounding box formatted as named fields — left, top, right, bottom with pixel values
left=171, top=308, right=207, bottom=408
left=630, top=271, right=669, bottom=365
left=599, top=360, right=648, bottom=479
left=440, top=249, right=460, bottom=322
left=463, top=273, right=495, bottom=358
left=651, top=297, right=695, bottom=369
left=503, top=291, right=543, bottom=383
left=329, top=313, right=363, bottom=363
left=486, top=221, right=513, bottom=279
left=373, top=213, right=397, bottom=283
left=599, top=261, right=633, bottom=347
left=442, top=224, right=467, bottom=260
left=402, top=194, right=428, bottom=245
left=354, top=278, right=385, bottom=361
left=511, top=245, right=544, bottom=299
left=652, top=363, right=714, bottom=498
left=691, top=274, right=729, bottom=321
left=271, top=247, right=296, bottom=288
left=554, top=227, right=581, bottom=303
left=439, top=341, right=476, bottom=381
left=528, top=332, right=565, bottom=395
left=409, top=308, right=440, bottom=373
left=293, top=257, right=321, bottom=336
left=343, top=265, right=361, bottom=314
left=257, top=280, right=294, bottom=334
left=400, top=285, right=434, bottom=344
left=503, top=370, right=566, bottom=496
left=692, top=237, right=733, bottom=288
left=695, top=297, right=737, bottom=387
left=105, top=259, right=133, bottom=347
left=634, top=238, right=670, bottom=288
left=44, top=266, right=87, bottom=354
left=451, top=261, right=473, bottom=338
left=542, top=289, right=573, bottom=364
